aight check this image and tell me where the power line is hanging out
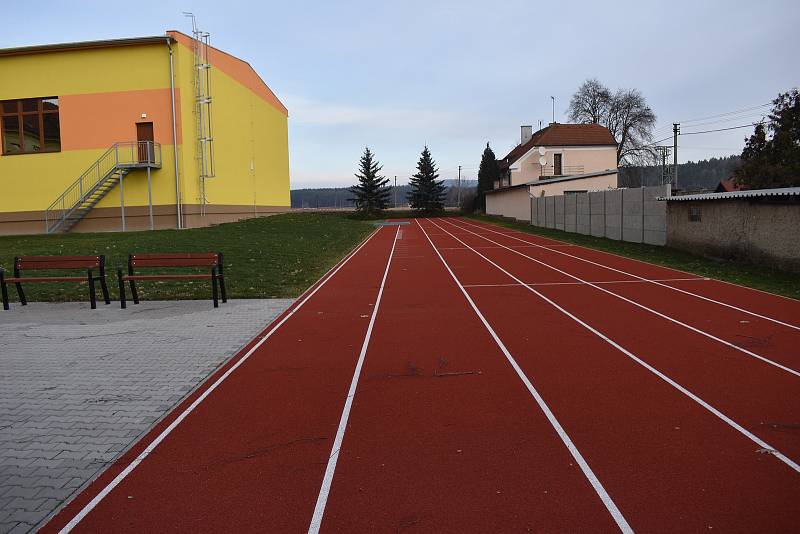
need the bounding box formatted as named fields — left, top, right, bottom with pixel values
left=678, top=102, right=771, bottom=124
left=680, top=121, right=770, bottom=136
left=677, top=113, right=768, bottom=130
left=651, top=101, right=772, bottom=138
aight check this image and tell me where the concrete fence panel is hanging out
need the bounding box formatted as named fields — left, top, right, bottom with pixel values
left=576, top=193, right=591, bottom=235
left=536, top=197, right=545, bottom=226
left=524, top=185, right=669, bottom=247
left=604, top=189, right=623, bottom=241
left=564, top=194, right=578, bottom=233
left=644, top=184, right=669, bottom=245
left=545, top=196, right=556, bottom=228
left=589, top=191, right=606, bottom=237
left=554, top=195, right=566, bottom=231
left=622, top=187, right=644, bottom=243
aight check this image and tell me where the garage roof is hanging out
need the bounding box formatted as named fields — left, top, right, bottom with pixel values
left=657, top=187, right=800, bottom=201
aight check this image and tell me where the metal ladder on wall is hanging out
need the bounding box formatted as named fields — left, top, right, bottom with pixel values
left=185, top=13, right=216, bottom=215
left=44, top=142, right=162, bottom=233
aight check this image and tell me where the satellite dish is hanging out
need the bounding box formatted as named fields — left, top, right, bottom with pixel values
left=539, top=156, right=547, bottom=165
left=538, top=146, right=546, bottom=156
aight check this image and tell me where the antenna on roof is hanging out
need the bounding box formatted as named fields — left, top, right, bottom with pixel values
left=550, top=96, right=555, bottom=124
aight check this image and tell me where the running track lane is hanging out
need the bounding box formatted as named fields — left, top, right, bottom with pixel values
left=442, top=218, right=800, bottom=462
left=455, top=217, right=800, bottom=328
left=421, top=218, right=800, bottom=532
left=43, top=226, right=398, bottom=533
left=315, top=220, right=624, bottom=532
left=450, top=217, right=800, bottom=371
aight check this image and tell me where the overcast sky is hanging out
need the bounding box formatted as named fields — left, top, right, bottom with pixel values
left=3, top=0, right=798, bottom=188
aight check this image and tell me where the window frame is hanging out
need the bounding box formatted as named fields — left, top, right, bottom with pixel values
left=553, top=153, right=563, bottom=176
left=0, top=96, right=61, bottom=156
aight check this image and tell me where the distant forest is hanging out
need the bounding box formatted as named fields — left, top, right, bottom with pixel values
left=619, top=155, right=741, bottom=191
left=292, top=156, right=740, bottom=208
left=291, top=179, right=477, bottom=209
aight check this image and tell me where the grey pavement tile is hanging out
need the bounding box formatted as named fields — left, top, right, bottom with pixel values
left=0, top=298, right=292, bottom=533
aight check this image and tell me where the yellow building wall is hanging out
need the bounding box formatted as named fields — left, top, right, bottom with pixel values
left=0, top=35, right=290, bottom=234
left=171, top=36, right=290, bottom=219
left=0, top=44, right=181, bottom=229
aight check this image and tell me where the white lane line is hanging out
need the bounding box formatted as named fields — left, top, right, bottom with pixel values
left=444, top=219, right=800, bottom=378
left=417, top=219, right=634, bottom=533
left=58, top=227, right=385, bottom=534
left=456, top=218, right=800, bottom=331
left=308, top=225, right=400, bottom=534
left=462, top=277, right=708, bottom=288
left=427, top=218, right=800, bottom=474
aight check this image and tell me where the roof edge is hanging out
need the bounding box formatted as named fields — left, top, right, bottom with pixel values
left=0, top=36, right=174, bottom=58
left=658, top=187, right=800, bottom=201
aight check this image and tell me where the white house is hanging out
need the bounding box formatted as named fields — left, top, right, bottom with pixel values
left=486, top=123, right=619, bottom=220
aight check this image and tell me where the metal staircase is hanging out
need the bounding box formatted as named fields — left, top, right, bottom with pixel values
left=45, top=141, right=161, bottom=233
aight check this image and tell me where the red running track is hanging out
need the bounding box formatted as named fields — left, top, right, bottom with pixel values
left=43, top=218, right=800, bottom=533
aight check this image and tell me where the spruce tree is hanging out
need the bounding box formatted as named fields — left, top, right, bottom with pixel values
left=349, top=147, right=391, bottom=215
left=476, top=143, right=500, bottom=211
left=407, top=145, right=446, bottom=213
left=735, top=88, right=800, bottom=189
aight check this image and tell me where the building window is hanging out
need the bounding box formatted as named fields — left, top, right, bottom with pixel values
left=689, top=205, right=701, bottom=222
left=553, top=153, right=563, bottom=175
left=1, top=97, right=61, bottom=155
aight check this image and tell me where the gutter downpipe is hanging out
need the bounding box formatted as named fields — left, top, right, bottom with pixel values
left=168, top=38, right=183, bottom=229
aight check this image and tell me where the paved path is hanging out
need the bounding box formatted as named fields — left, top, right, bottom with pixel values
left=0, top=299, right=292, bottom=534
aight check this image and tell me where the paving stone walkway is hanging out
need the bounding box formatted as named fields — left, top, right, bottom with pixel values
left=0, top=299, right=293, bottom=533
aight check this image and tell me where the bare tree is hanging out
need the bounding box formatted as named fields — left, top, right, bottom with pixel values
left=568, top=80, right=657, bottom=166
left=567, top=78, right=610, bottom=124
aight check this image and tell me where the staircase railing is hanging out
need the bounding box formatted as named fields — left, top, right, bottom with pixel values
left=44, top=141, right=161, bottom=233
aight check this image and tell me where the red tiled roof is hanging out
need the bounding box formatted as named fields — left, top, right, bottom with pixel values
left=715, top=178, right=745, bottom=193
left=499, top=123, right=617, bottom=169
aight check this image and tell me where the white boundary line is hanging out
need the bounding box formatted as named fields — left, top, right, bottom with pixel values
left=463, top=277, right=707, bottom=288
left=457, top=218, right=800, bottom=331
left=308, top=226, right=400, bottom=533
left=416, top=220, right=634, bottom=533
left=426, top=218, right=800, bottom=474
left=58, top=227, right=385, bottom=534
left=443, top=218, right=800, bottom=378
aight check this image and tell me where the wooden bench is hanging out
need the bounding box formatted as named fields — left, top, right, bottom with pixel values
left=117, top=252, right=227, bottom=309
left=0, top=255, right=110, bottom=310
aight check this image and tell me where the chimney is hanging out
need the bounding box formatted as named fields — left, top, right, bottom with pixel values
left=520, top=125, right=533, bottom=145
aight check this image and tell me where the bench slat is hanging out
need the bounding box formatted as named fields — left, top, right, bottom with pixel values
left=17, top=261, right=101, bottom=270
left=122, top=274, right=214, bottom=281
left=17, top=255, right=101, bottom=261
left=132, top=253, right=218, bottom=260
left=131, top=258, right=217, bottom=268
left=5, top=277, right=88, bottom=283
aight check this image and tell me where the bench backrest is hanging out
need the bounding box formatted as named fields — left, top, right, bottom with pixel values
left=15, top=255, right=103, bottom=271
left=130, top=252, right=221, bottom=269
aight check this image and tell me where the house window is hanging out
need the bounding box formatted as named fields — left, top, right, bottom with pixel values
left=689, top=205, right=701, bottom=222
left=1, top=97, right=61, bottom=155
left=553, top=153, right=563, bottom=175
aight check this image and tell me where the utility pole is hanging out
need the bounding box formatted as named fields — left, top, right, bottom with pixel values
left=551, top=96, right=555, bottom=123
left=673, top=123, right=680, bottom=190
left=457, top=165, right=462, bottom=209
left=394, top=176, right=397, bottom=208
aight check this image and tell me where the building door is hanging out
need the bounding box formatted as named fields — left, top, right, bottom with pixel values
left=136, top=122, right=154, bottom=163
left=553, top=153, right=563, bottom=176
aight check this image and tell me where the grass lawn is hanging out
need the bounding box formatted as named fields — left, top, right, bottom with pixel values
left=468, top=214, right=800, bottom=301
left=0, top=213, right=375, bottom=303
